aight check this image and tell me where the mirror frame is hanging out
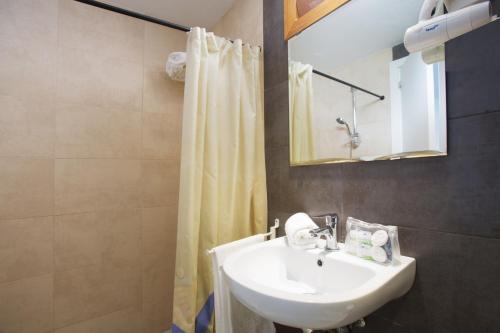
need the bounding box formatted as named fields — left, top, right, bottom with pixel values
left=284, top=0, right=350, bottom=40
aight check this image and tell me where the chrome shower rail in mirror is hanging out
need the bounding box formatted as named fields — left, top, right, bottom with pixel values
left=288, top=0, right=447, bottom=166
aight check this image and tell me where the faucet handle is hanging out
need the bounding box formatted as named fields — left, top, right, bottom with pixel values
left=326, top=214, right=338, bottom=227
left=310, top=213, right=338, bottom=228
left=309, top=213, right=340, bottom=251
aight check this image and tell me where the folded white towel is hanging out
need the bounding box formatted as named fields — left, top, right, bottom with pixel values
left=285, top=213, right=318, bottom=249
left=210, top=235, right=275, bottom=333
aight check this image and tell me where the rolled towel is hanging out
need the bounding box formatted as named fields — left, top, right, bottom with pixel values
left=285, top=213, right=318, bottom=250
left=371, top=230, right=389, bottom=247
left=166, top=52, right=186, bottom=82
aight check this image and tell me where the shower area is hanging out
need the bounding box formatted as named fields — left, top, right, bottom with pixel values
left=288, top=58, right=388, bottom=164
left=0, top=0, right=263, bottom=332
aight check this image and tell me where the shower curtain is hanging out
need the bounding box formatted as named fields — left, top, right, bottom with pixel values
left=172, top=27, right=267, bottom=333
left=289, top=61, right=316, bottom=164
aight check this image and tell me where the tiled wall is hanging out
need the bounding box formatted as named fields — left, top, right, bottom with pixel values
left=311, top=48, right=393, bottom=160
left=0, top=1, right=185, bottom=332
left=212, top=0, right=263, bottom=46
left=264, top=1, right=500, bottom=332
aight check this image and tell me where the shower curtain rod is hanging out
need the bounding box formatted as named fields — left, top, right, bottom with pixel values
left=74, top=0, right=190, bottom=32
left=74, top=0, right=262, bottom=50
left=312, top=69, right=385, bottom=100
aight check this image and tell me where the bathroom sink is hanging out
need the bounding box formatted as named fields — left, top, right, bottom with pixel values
left=222, top=237, right=416, bottom=330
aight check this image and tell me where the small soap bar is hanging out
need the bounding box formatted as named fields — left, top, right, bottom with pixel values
left=371, top=246, right=388, bottom=263
left=371, top=230, right=389, bottom=247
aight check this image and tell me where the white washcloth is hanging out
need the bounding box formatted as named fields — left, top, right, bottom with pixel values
left=210, top=235, right=275, bottom=333
left=285, top=212, right=318, bottom=249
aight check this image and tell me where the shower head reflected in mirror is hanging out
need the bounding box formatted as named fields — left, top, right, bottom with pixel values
left=336, top=117, right=352, bottom=135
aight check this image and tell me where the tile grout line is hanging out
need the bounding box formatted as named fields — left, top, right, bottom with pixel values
left=398, top=224, right=500, bottom=241
left=52, top=0, right=62, bottom=330
left=0, top=203, right=178, bottom=224
left=52, top=305, right=139, bottom=332
left=140, top=18, right=146, bottom=324
left=0, top=273, right=53, bottom=288
left=0, top=156, right=178, bottom=161
left=447, top=108, right=500, bottom=120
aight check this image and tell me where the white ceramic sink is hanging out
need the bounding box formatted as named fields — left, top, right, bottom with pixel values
left=223, top=237, right=416, bottom=330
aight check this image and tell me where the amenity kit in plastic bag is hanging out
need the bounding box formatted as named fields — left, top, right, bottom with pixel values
left=344, top=217, right=401, bottom=265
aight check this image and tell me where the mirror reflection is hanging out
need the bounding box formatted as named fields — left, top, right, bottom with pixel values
left=288, top=0, right=447, bottom=165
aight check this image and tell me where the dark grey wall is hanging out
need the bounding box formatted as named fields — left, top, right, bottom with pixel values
left=263, top=1, right=500, bottom=332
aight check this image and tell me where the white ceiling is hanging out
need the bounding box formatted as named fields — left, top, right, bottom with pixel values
left=289, top=0, right=424, bottom=73
left=98, top=0, right=235, bottom=29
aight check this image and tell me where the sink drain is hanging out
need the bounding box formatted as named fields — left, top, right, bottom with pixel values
left=317, top=259, right=323, bottom=267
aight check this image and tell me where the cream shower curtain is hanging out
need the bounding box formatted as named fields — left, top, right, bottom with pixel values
left=289, top=61, right=316, bottom=164
left=172, top=28, right=267, bottom=333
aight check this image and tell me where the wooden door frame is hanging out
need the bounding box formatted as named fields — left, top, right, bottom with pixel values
left=284, top=0, right=350, bottom=40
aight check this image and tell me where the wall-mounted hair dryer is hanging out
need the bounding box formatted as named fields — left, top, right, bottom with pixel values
left=404, top=0, right=495, bottom=54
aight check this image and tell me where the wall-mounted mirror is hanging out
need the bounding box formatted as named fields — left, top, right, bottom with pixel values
left=288, top=0, right=447, bottom=166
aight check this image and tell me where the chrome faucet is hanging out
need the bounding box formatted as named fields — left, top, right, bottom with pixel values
left=309, top=213, right=339, bottom=251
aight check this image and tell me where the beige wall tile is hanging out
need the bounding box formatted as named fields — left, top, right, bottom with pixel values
left=142, top=111, right=182, bottom=160
left=57, top=46, right=143, bottom=113
left=212, top=4, right=239, bottom=40
left=55, top=159, right=141, bottom=215
left=0, top=0, right=57, bottom=155
left=143, top=66, right=184, bottom=115
left=143, top=253, right=175, bottom=307
left=142, top=297, right=173, bottom=333
left=0, top=216, right=53, bottom=284
left=0, top=95, right=55, bottom=158
left=0, top=158, right=54, bottom=219
left=142, top=206, right=178, bottom=257
left=54, top=307, right=142, bottom=333
left=141, top=160, right=180, bottom=208
left=144, top=22, right=187, bottom=69
left=0, top=0, right=58, bottom=44
left=237, top=0, right=264, bottom=46
left=0, top=46, right=57, bottom=105
left=211, top=16, right=228, bottom=39
left=1, top=0, right=183, bottom=330
left=55, top=104, right=141, bottom=158
left=212, top=0, right=263, bottom=47
left=142, top=206, right=177, bottom=331
left=0, top=46, right=57, bottom=104
left=55, top=209, right=141, bottom=272
left=0, top=0, right=58, bottom=102
left=0, top=274, right=53, bottom=333
left=54, top=264, right=141, bottom=328
left=142, top=207, right=177, bottom=326
left=58, top=0, right=144, bottom=63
